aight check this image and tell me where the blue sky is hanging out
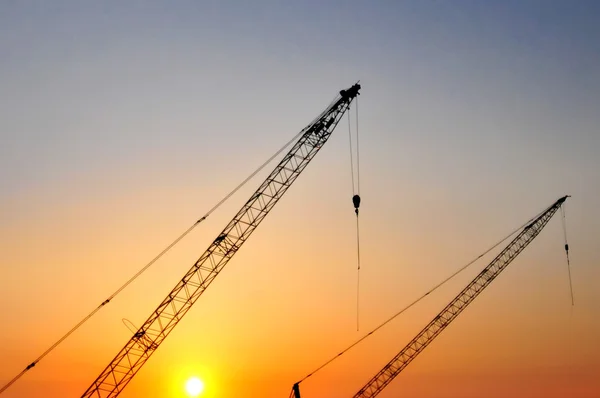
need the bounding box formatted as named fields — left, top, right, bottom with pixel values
left=1, top=1, right=599, bottom=197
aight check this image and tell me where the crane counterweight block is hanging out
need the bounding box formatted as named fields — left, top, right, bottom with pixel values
left=81, top=83, right=361, bottom=398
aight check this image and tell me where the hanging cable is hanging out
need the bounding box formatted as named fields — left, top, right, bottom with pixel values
left=355, top=97, right=361, bottom=332
left=348, top=102, right=362, bottom=331
left=355, top=215, right=361, bottom=331
left=0, top=126, right=309, bottom=395
left=292, top=208, right=546, bottom=387
left=347, top=110, right=356, bottom=194
left=356, top=96, right=360, bottom=196
left=561, top=205, right=574, bottom=306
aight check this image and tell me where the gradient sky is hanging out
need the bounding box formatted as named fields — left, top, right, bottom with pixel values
left=1, top=1, right=599, bottom=397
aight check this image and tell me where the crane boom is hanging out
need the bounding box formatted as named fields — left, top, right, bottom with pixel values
left=82, top=83, right=361, bottom=398
left=353, top=195, right=568, bottom=398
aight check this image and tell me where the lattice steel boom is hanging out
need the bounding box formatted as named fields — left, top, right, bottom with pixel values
left=82, top=83, right=361, bottom=398
left=353, top=195, right=568, bottom=398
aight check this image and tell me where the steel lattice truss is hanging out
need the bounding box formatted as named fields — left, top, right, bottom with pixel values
left=353, top=196, right=568, bottom=398
left=82, top=84, right=361, bottom=398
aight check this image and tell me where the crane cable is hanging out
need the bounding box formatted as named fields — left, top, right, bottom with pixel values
left=560, top=205, right=574, bottom=306
left=0, top=122, right=316, bottom=395
left=291, top=204, right=552, bottom=391
left=559, top=203, right=575, bottom=377
left=348, top=97, right=362, bottom=331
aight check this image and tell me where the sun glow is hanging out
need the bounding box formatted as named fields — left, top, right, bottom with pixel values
left=185, top=377, right=205, bottom=397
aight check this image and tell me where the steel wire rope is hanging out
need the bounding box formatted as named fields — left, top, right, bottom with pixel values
left=354, top=97, right=362, bottom=332
left=355, top=96, right=360, bottom=196
left=560, top=205, right=574, bottom=306
left=0, top=94, right=341, bottom=394
left=347, top=100, right=363, bottom=331
left=292, top=201, right=553, bottom=387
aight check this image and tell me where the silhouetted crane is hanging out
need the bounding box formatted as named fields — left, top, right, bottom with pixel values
left=82, top=83, right=361, bottom=398
left=292, top=195, right=568, bottom=398
left=353, top=196, right=569, bottom=397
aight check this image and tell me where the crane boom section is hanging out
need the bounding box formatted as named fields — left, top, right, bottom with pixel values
left=353, top=196, right=568, bottom=398
left=82, top=84, right=361, bottom=398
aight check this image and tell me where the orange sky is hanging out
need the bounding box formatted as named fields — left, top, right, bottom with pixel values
left=1, top=2, right=600, bottom=398
left=1, top=128, right=598, bottom=398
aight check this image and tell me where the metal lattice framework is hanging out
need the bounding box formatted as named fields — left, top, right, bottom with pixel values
left=353, top=195, right=568, bottom=398
left=82, top=84, right=361, bottom=398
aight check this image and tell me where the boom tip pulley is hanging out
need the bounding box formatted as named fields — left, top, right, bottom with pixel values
left=340, top=83, right=361, bottom=99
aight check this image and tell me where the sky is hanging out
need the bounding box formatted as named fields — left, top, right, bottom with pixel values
left=1, top=1, right=599, bottom=397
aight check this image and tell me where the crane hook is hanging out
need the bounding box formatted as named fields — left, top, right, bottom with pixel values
left=353, top=194, right=361, bottom=215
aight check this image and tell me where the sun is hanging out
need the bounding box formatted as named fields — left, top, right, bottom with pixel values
left=185, top=377, right=205, bottom=397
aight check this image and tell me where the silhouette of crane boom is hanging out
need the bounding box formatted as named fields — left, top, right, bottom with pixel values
left=351, top=195, right=568, bottom=398
left=82, top=83, right=361, bottom=398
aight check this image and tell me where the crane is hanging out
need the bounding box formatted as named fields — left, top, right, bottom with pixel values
left=81, top=83, right=361, bottom=398
left=290, top=195, right=568, bottom=398
left=351, top=195, right=568, bottom=398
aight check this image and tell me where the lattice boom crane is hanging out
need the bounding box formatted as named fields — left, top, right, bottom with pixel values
left=352, top=195, right=568, bottom=398
left=82, top=83, right=361, bottom=397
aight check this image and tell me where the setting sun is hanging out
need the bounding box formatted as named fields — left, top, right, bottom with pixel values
left=185, top=377, right=204, bottom=397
